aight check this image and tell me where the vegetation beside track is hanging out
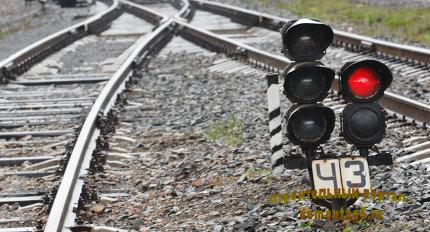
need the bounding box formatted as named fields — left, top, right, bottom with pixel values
left=0, top=31, right=10, bottom=39
left=206, top=116, right=245, bottom=146
left=252, top=0, right=430, bottom=47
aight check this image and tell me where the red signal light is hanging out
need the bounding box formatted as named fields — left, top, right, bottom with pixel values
left=348, top=67, right=380, bottom=99
left=340, top=60, right=392, bottom=103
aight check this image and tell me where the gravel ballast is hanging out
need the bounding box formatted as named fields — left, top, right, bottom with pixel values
left=77, top=39, right=430, bottom=231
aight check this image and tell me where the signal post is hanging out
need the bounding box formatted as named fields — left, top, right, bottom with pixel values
left=267, top=19, right=394, bottom=210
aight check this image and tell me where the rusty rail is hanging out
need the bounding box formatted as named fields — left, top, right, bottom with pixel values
left=44, top=16, right=176, bottom=232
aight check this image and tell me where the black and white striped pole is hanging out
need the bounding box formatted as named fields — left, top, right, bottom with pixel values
left=266, top=73, right=284, bottom=175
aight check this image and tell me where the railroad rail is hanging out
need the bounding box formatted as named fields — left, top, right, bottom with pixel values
left=44, top=18, right=175, bottom=232
left=0, top=0, right=172, bottom=231
left=0, top=0, right=123, bottom=84
left=189, top=0, right=430, bottom=65
left=180, top=0, right=430, bottom=125
left=0, top=0, right=429, bottom=231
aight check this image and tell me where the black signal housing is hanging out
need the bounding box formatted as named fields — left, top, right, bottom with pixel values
left=342, top=103, right=386, bottom=147
left=281, top=19, right=335, bottom=149
left=59, top=0, right=77, bottom=7
left=285, top=104, right=335, bottom=148
left=283, top=62, right=335, bottom=104
left=281, top=19, right=333, bottom=61
left=339, top=59, right=392, bottom=148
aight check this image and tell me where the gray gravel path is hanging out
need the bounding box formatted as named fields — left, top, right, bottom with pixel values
left=0, top=1, right=93, bottom=60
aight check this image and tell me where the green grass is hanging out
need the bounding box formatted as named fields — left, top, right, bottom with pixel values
left=206, top=116, right=245, bottom=146
left=251, top=0, right=430, bottom=46
left=343, top=227, right=352, bottom=232
left=244, top=167, right=271, bottom=178
left=342, top=220, right=371, bottom=231
left=298, top=221, right=313, bottom=230
left=0, top=31, right=10, bottom=39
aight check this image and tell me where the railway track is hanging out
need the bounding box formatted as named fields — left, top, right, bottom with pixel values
left=142, top=0, right=430, bottom=161
left=187, top=0, right=430, bottom=104
left=0, top=0, right=166, bottom=231
left=163, top=0, right=430, bottom=162
left=0, top=0, right=429, bottom=231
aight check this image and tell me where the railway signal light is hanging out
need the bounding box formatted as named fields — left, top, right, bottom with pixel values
left=281, top=19, right=333, bottom=61
left=269, top=18, right=394, bottom=211
left=285, top=104, right=335, bottom=148
left=281, top=19, right=335, bottom=149
left=59, top=0, right=77, bottom=7
left=339, top=60, right=392, bottom=103
left=283, top=62, right=334, bottom=103
left=339, top=60, right=392, bottom=148
left=342, top=103, right=385, bottom=146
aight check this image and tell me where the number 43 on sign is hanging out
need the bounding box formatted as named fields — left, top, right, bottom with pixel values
left=311, top=157, right=370, bottom=194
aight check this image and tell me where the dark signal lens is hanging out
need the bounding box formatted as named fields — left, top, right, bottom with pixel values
left=291, top=109, right=326, bottom=142
left=349, top=108, right=381, bottom=139
left=283, top=63, right=334, bottom=104
left=290, top=69, right=323, bottom=101
left=289, top=29, right=321, bottom=60
left=286, top=104, right=335, bottom=147
left=342, top=103, right=385, bottom=146
left=348, top=67, right=380, bottom=98
left=281, top=19, right=333, bottom=61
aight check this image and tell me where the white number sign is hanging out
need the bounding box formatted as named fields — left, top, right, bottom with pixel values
left=311, top=159, right=342, bottom=194
left=339, top=157, right=370, bottom=193
left=312, top=157, right=370, bottom=194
